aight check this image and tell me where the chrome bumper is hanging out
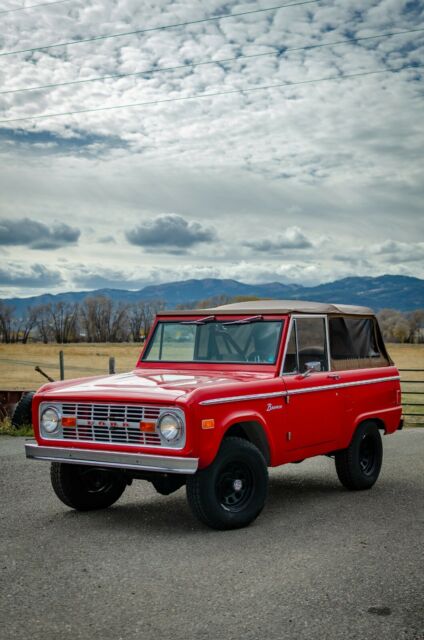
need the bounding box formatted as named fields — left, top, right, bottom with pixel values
left=25, top=441, right=198, bottom=474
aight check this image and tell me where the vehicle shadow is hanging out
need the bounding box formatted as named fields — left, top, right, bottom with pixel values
left=48, top=467, right=393, bottom=536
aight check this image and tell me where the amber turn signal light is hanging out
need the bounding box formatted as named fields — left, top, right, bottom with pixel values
left=62, top=417, right=76, bottom=427
left=201, top=419, right=215, bottom=430
left=140, top=421, right=156, bottom=433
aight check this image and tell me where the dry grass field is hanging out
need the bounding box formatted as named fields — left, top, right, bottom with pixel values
left=0, top=342, right=422, bottom=424
left=0, top=342, right=142, bottom=390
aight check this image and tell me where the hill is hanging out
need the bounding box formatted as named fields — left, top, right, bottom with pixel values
left=3, top=274, right=423, bottom=314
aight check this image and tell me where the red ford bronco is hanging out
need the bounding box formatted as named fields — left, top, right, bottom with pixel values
left=25, top=300, right=402, bottom=529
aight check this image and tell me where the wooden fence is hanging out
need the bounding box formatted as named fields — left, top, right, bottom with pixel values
left=400, top=369, right=424, bottom=426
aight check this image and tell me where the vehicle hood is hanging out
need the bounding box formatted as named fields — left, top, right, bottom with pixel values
left=37, top=368, right=274, bottom=403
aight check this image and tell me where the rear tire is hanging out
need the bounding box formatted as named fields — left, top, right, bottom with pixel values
left=335, top=421, right=383, bottom=490
left=186, top=437, right=268, bottom=530
left=50, top=463, right=127, bottom=511
left=12, top=392, right=34, bottom=429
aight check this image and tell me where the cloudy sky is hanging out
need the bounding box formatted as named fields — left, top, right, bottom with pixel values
left=0, top=0, right=423, bottom=298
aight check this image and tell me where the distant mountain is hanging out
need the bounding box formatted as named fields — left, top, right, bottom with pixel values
left=3, top=275, right=423, bottom=314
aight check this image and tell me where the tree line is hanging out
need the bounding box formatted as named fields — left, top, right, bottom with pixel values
left=0, top=294, right=422, bottom=344
left=0, top=296, right=164, bottom=344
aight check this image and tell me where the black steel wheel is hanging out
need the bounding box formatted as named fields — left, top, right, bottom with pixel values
left=335, top=421, right=383, bottom=491
left=50, top=463, right=127, bottom=511
left=186, top=437, right=268, bottom=530
left=216, top=461, right=255, bottom=512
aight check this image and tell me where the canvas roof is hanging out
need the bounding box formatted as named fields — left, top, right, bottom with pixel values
left=159, top=300, right=374, bottom=316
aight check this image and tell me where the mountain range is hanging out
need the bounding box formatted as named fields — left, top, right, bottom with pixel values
left=3, top=275, right=423, bottom=314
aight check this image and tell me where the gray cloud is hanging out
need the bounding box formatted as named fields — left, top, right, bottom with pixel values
left=0, top=263, right=63, bottom=287
left=98, top=235, right=116, bottom=244
left=70, top=265, right=143, bottom=290
left=245, top=227, right=313, bottom=252
left=373, top=240, right=424, bottom=263
left=125, top=214, right=216, bottom=250
left=0, top=1, right=423, bottom=295
left=0, top=218, right=80, bottom=250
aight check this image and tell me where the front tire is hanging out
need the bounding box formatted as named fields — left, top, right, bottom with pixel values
left=50, top=463, right=127, bottom=511
left=186, top=437, right=268, bottom=530
left=335, top=421, right=383, bottom=490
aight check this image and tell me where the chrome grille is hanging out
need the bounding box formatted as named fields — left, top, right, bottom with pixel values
left=61, top=403, right=162, bottom=447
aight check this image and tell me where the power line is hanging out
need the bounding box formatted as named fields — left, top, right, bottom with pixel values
left=0, top=0, right=72, bottom=16
left=1, top=27, right=422, bottom=96
left=0, top=64, right=419, bottom=125
left=0, top=0, right=320, bottom=58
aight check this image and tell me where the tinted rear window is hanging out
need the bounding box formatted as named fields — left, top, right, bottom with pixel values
left=329, top=317, right=380, bottom=359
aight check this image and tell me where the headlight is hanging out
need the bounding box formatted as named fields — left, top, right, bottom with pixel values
left=158, top=412, right=182, bottom=442
left=41, top=407, right=61, bottom=434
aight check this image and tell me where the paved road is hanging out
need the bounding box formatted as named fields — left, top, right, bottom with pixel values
left=1, top=432, right=423, bottom=640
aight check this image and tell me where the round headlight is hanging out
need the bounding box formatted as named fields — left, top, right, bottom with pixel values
left=158, top=413, right=182, bottom=442
left=41, top=407, right=60, bottom=434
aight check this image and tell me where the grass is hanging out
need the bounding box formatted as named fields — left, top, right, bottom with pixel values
left=0, top=342, right=422, bottom=430
left=0, top=417, right=33, bottom=437
left=0, top=342, right=142, bottom=390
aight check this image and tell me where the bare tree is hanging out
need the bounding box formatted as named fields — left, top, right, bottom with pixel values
left=377, top=309, right=413, bottom=343
left=48, top=302, right=79, bottom=343
left=21, top=307, right=38, bottom=344
left=0, top=302, right=14, bottom=343
left=33, top=304, right=54, bottom=343
left=392, top=318, right=411, bottom=343
left=128, top=301, right=146, bottom=342
left=408, top=310, right=424, bottom=343
left=80, top=296, right=130, bottom=342
left=144, top=300, right=165, bottom=337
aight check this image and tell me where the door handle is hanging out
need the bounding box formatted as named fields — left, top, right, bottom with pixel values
left=327, top=373, right=341, bottom=380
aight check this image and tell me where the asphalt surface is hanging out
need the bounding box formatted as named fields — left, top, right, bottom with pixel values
left=1, top=432, right=423, bottom=640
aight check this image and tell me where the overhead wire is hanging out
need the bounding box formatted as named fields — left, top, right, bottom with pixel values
left=1, top=27, right=422, bottom=95
left=0, top=64, right=419, bottom=125
left=0, top=0, right=72, bottom=15
left=0, top=0, right=320, bottom=58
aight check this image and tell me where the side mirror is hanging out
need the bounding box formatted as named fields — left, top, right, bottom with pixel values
left=302, top=361, right=322, bottom=377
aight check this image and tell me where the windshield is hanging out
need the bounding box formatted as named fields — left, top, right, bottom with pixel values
left=143, top=319, right=284, bottom=364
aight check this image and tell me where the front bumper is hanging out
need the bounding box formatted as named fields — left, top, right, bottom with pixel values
left=25, top=441, right=198, bottom=474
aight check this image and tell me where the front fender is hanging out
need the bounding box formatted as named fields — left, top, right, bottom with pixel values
left=197, top=407, right=274, bottom=469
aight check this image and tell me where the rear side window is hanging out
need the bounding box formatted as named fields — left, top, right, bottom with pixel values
left=329, top=317, right=389, bottom=370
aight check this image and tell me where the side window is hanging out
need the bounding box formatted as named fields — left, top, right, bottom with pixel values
left=296, top=318, right=329, bottom=373
left=283, top=317, right=329, bottom=374
left=329, top=316, right=389, bottom=370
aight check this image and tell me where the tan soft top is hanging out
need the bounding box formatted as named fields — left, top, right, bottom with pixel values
left=159, top=300, right=374, bottom=316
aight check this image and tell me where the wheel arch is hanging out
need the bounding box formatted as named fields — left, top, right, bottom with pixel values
left=223, top=420, right=271, bottom=465
left=354, top=415, right=387, bottom=434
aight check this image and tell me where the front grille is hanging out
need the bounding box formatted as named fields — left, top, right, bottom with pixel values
left=61, top=403, right=162, bottom=447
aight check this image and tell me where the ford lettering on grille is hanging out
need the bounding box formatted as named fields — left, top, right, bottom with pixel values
left=61, top=403, right=162, bottom=447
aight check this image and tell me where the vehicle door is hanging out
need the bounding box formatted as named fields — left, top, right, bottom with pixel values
left=281, top=315, right=342, bottom=451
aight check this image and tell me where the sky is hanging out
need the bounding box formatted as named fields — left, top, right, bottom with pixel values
left=0, top=0, right=423, bottom=299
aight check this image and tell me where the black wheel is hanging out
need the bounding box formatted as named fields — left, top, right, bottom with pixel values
left=50, top=463, right=127, bottom=511
left=12, top=392, right=34, bottom=429
left=186, top=437, right=268, bottom=530
left=335, top=421, right=383, bottom=491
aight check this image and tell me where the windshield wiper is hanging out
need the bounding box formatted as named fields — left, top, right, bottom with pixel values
left=181, top=315, right=215, bottom=325
left=222, top=315, right=263, bottom=325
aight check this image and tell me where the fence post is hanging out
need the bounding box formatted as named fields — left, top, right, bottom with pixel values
left=59, top=350, right=65, bottom=380
left=109, top=357, right=115, bottom=375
